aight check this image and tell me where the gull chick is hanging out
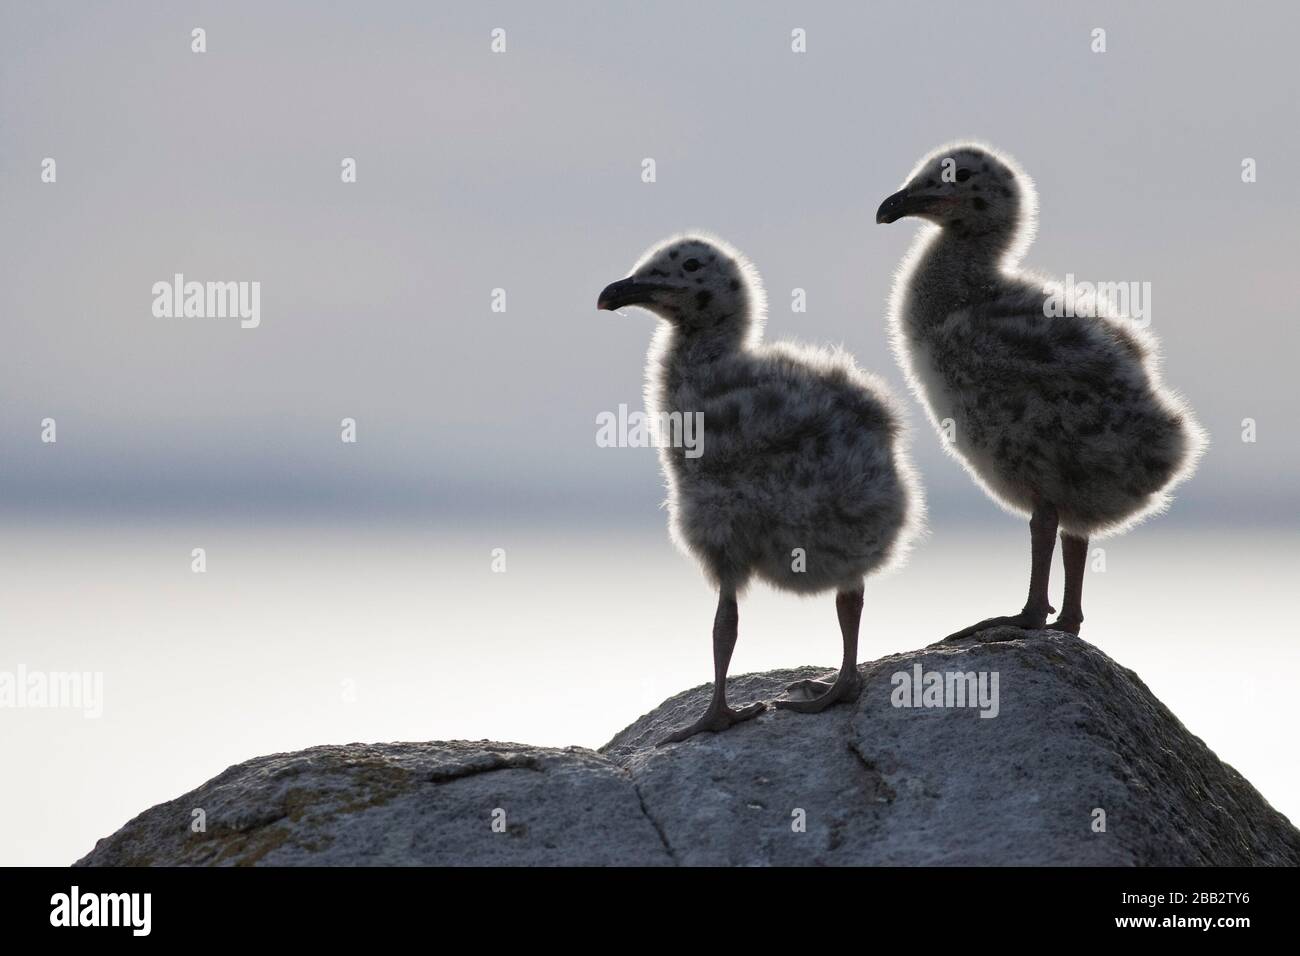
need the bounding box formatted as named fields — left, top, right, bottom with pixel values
left=878, top=142, right=1205, bottom=638
left=598, top=234, right=923, bottom=744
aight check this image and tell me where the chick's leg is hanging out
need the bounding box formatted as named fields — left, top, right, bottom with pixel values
left=657, top=589, right=765, bottom=746
left=1049, top=532, right=1088, bottom=634
left=944, top=503, right=1058, bottom=642
left=777, top=587, right=865, bottom=713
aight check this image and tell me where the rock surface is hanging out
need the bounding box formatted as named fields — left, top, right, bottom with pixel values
left=76, top=631, right=1299, bottom=866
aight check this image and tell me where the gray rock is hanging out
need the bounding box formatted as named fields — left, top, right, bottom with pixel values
left=77, top=632, right=1299, bottom=866
left=74, top=741, right=672, bottom=866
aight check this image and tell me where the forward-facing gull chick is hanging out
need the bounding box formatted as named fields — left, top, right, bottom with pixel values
left=877, top=142, right=1205, bottom=638
left=598, top=235, right=922, bottom=744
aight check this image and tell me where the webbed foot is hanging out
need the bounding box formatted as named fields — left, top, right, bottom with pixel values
left=943, top=605, right=1054, bottom=642
left=656, top=701, right=766, bottom=746
left=775, top=670, right=863, bottom=714
left=1046, top=616, right=1082, bottom=635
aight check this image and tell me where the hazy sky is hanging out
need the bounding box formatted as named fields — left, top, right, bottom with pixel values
left=1, top=0, right=1297, bottom=528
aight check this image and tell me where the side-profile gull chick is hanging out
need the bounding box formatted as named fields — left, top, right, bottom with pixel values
left=877, top=142, right=1205, bottom=638
left=597, top=234, right=922, bottom=744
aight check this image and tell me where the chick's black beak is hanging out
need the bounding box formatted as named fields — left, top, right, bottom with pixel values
left=876, top=189, right=912, bottom=225
left=598, top=277, right=652, bottom=311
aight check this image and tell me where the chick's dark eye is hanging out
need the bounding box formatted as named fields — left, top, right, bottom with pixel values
left=955, top=168, right=972, bottom=183
left=682, top=258, right=701, bottom=272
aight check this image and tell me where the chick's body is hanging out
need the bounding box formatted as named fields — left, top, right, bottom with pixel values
left=651, top=332, right=914, bottom=593
left=894, top=244, right=1195, bottom=537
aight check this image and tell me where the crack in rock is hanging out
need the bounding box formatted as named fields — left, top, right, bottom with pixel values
left=630, top=777, right=679, bottom=865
